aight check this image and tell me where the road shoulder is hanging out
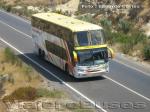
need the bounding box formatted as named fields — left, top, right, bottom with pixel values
left=115, top=53, right=150, bottom=76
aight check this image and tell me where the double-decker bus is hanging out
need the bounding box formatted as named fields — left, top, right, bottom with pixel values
left=31, top=13, right=114, bottom=78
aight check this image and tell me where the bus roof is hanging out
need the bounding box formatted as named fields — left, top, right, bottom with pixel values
left=32, top=13, right=102, bottom=32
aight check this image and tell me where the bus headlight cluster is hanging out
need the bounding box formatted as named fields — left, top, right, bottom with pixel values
left=99, top=64, right=108, bottom=70
left=77, top=68, right=85, bottom=72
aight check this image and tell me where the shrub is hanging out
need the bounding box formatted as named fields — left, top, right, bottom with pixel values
left=3, top=87, right=64, bottom=101
left=37, top=88, right=63, bottom=98
left=22, top=65, right=33, bottom=82
left=74, top=11, right=81, bottom=16
left=105, top=29, right=147, bottom=54
left=4, top=47, right=23, bottom=67
left=11, top=6, right=37, bottom=18
left=6, top=5, right=12, bottom=12
left=128, top=8, right=138, bottom=20
left=121, top=43, right=132, bottom=54
left=103, top=30, right=114, bottom=45
left=0, top=1, right=6, bottom=9
left=53, top=9, right=63, bottom=14
left=44, top=7, right=49, bottom=12
left=143, top=44, right=150, bottom=59
left=76, top=14, right=96, bottom=24
left=3, top=87, right=37, bottom=101
left=104, top=31, right=128, bottom=45
left=131, top=30, right=147, bottom=45
left=118, top=19, right=131, bottom=34
left=16, top=59, right=23, bottom=68
left=100, top=18, right=112, bottom=30
left=8, top=74, right=15, bottom=85
left=23, top=65, right=33, bottom=75
left=4, top=47, right=17, bottom=65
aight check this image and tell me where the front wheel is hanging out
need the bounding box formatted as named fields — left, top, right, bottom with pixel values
left=65, top=64, right=69, bottom=74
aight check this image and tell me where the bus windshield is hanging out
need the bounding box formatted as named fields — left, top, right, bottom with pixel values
left=75, top=30, right=105, bottom=46
left=77, top=48, right=108, bottom=66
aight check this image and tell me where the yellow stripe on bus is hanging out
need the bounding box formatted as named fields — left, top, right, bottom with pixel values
left=75, top=44, right=107, bottom=50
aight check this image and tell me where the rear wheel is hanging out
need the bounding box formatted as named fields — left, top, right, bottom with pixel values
left=38, top=49, right=45, bottom=59
left=38, top=49, right=41, bottom=57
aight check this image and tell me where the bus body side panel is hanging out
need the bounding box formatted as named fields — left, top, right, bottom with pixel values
left=33, top=27, right=70, bottom=71
left=44, top=32, right=66, bottom=70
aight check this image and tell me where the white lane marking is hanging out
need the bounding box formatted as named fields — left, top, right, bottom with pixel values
left=1, top=15, right=150, bottom=102
left=104, top=75, right=150, bottom=102
left=0, top=10, right=30, bottom=24
left=114, top=59, right=150, bottom=77
left=0, top=37, right=107, bottom=112
left=0, top=20, right=32, bottom=39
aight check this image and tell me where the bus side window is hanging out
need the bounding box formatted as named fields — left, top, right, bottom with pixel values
left=37, top=19, right=41, bottom=29
left=32, top=17, right=38, bottom=28
left=40, top=20, right=45, bottom=30
left=62, top=49, right=67, bottom=60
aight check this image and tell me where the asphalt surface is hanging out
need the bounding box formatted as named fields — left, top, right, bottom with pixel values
left=0, top=10, right=150, bottom=112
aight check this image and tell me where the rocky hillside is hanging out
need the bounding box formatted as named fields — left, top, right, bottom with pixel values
left=78, top=0, right=150, bottom=22
left=3, top=0, right=149, bottom=22
left=3, top=0, right=70, bottom=6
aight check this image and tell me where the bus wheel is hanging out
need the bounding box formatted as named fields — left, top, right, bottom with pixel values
left=38, top=49, right=45, bottom=59
left=38, top=49, right=42, bottom=57
left=65, top=64, right=69, bottom=74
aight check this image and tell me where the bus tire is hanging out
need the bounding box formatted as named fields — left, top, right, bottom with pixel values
left=38, top=49, right=45, bottom=59
left=38, top=49, right=42, bottom=57
left=42, top=50, right=45, bottom=59
left=65, top=64, right=69, bottom=74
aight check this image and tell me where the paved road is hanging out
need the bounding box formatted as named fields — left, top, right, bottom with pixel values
left=0, top=10, right=150, bottom=112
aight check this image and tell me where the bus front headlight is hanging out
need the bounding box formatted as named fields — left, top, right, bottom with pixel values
left=77, top=68, right=84, bottom=72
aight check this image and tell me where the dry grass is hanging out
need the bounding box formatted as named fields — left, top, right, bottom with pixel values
left=0, top=100, right=6, bottom=112
left=0, top=47, right=95, bottom=112
left=0, top=48, right=42, bottom=97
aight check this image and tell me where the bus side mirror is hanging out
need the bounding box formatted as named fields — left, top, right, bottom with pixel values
left=73, top=51, right=78, bottom=63
left=108, top=47, right=115, bottom=59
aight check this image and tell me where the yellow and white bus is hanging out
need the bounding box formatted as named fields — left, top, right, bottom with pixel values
left=31, top=13, right=114, bottom=78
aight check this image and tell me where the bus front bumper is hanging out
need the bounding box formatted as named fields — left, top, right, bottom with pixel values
left=73, top=63, right=109, bottom=78
left=74, top=67, right=109, bottom=78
